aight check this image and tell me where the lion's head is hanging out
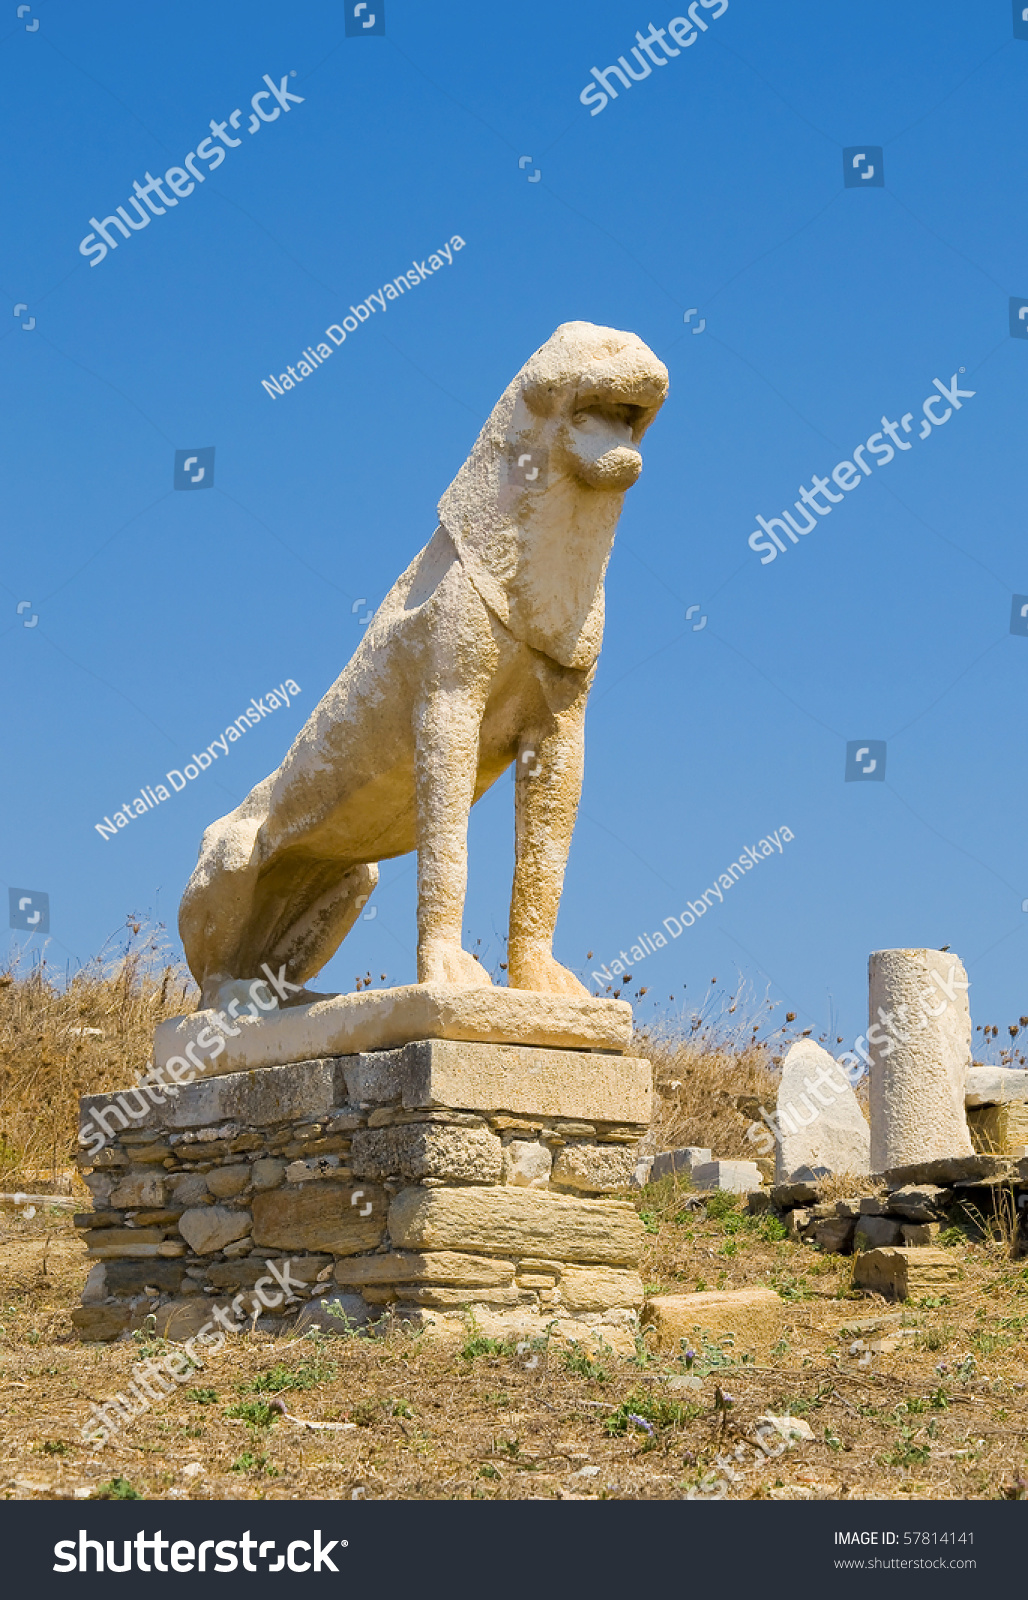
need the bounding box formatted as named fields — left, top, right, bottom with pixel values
left=438, top=322, right=668, bottom=671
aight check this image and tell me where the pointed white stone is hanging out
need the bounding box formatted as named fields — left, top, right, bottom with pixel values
left=775, top=1038, right=870, bottom=1182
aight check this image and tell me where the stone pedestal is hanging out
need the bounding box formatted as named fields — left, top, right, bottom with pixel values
left=73, top=1037, right=651, bottom=1343
left=868, top=948, right=974, bottom=1173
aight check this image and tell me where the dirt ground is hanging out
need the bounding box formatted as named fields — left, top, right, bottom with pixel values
left=1, top=1181, right=1026, bottom=1503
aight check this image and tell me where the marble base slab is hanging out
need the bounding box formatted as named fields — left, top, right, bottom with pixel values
left=153, top=984, right=633, bottom=1077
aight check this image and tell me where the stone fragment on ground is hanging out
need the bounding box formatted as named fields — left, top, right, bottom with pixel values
left=649, top=1147, right=711, bottom=1183
left=641, top=1287, right=784, bottom=1354
left=774, top=1038, right=870, bottom=1183
left=853, top=1215, right=903, bottom=1251
left=852, top=1246, right=963, bottom=1300
left=691, top=1159, right=763, bottom=1194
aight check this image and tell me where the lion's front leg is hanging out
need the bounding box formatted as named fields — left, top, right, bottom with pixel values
left=507, top=679, right=590, bottom=998
left=414, top=681, right=493, bottom=989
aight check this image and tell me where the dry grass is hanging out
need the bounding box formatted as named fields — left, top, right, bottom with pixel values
left=1, top=1200, right=1027, bottom=1501
left=0, top=924, right=196, bottom=1192
left=636, top=983, right=790, bottom=1161
left=2, top=951, right=1028, bottom=1500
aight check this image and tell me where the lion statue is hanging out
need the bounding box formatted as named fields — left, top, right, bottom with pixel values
left=179, top=321, right=669, bottom=1009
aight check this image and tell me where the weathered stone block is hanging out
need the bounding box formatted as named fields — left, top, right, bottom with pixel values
left=81, top=1264, right=107, bottom=1302
left=641, top=1289, right=785, bottom=1353
left=153, top=1299, right=217, bottom=1341
left=650, top=1147, right=710, bottom=1183
left=854, top=1216, right=903, bottom=1251
left=82, top=1226, right=165, bottom=1249
left=879, top=1154, right=1007, bottom=1188
left=170, top=1173, right=209, bottom=1206
left=550, top=1142, right=636, bottom=1194
left=902, top=1222, right=942, bottom=1246
left=284, top=1156, right=349, bottom=1184
left=83, top=1057, right=344, bottom=1136
left=251, top=1158, right=285, bottom=1191
left=770, top=1180, right=818, bottom=1208
left=178, top=1206, right=253, bottom=1255
left=110, top=1172, right=166, bottom=1209
left=333, top=1250, right=515, bottom=1287
left=965, top=1066, right=1028, bottom=1107
left=86, top=1240, right=186, bottom=1259
left=885, top=1184, right=950, bottom=1221
left=692, top=1160, right=764, bottom=1194
left=351, top=1123, right=502, bottom=1184
left=346, top=1038, right=651, bottom=1127
left=155, top=986, right=633, bottom=1078
left=104, top=1259, right=186, bottom=1296
left=786, top=1207, right=811, bottom=1240
left=74, top=1211, right=120, bottom=1230
left=387, top=1186, right=645, bottom=1265
left=852, top=1246, right=963, bottom=1299
left=365, top=1284, right=527, bottom=1308
left=774, top=1038, right=870, bottom=1183
left=205, top=1165, right=251, bottom=1198
left=293, top=1293, right=374, bottom=1333
left=813, top=1217, right=854, bottom=1253
left=555, top=1265, right=644, bottom=1312
left=72, top=1303, right=133, bottom=1341
left=501, top=1138, right=553, bottom=1188
left=251, top=1183, right=386, bottom=1254
left=207, top=1255, right=332, bottom=1289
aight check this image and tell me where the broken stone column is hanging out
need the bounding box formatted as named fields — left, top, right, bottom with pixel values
left=774, top=1038, right=870, bottom=1183
left=868, top=948, right=974, bottom=1173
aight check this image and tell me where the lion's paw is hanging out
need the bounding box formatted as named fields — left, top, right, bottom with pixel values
left=418, top=942, right=494, bottom=989
left=507, top=948, right=590, bottom=998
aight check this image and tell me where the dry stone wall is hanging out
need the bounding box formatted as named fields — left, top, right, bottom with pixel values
left=73, top=1039, right=651, bottom=1342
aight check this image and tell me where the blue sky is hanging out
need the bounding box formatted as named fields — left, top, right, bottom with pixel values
left=2, top=0, right=1026, bottom=1051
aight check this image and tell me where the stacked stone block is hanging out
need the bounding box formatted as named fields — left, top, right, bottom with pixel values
left=73, top=1039, right=650, bottom=1341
